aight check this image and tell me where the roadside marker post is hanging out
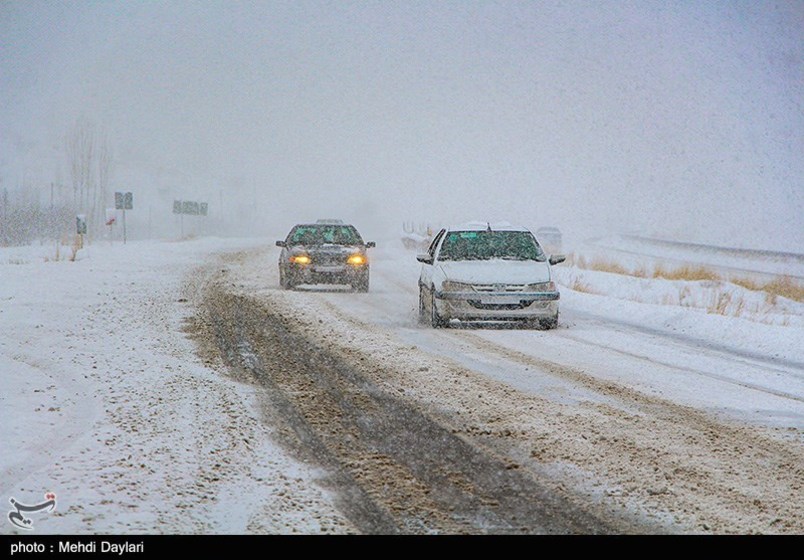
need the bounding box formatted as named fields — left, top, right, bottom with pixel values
left=115, top=192, right=133, bottom=244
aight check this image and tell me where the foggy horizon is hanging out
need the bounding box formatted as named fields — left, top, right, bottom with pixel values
left=1, top=1, right=802, bottom=251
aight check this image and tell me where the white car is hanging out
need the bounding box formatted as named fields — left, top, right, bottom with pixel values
left=417, top=222, right=565, bottom=329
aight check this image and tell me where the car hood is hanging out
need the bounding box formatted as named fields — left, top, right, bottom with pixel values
left=437, top=259, right=551, bottom=285
left=291, top=244, right=363, bottom=255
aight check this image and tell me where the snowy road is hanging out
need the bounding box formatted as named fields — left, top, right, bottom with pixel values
left=193, top=243, right=804, bottom=534
left=2, top=238, right=802, bottom=534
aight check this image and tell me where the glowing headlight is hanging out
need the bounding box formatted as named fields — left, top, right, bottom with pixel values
left=290, top=255, right=311, bottom=265
left=347, top=254, right=366, bottom=265
left=526, top=281, right=556, bottom=291
left=441, top=281, right=472, bottom=292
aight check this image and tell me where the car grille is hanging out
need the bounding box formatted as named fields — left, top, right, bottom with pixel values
left=467, top=300, right=534, bottom=310
left=471, top=284, right=527, bottom=293
left=314, top=254, right=345, bottom=266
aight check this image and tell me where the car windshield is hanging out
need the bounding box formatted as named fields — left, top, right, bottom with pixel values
left=289, top=225, right=363, bottom=245
left=438, top=230, right=546, bottom=261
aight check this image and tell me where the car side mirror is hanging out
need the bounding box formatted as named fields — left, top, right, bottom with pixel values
left=417, top=253, right=434, bottom=265
left=366, top=241, right=376, bottom=248
left=549, top=254, right=566, bottom=266
left=276, top=240, right=286, bottom=247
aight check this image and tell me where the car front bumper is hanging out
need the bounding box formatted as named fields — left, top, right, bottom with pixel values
left=289, top=264, right=367, bottom=285
left=434, top=290, right=559, bottom=321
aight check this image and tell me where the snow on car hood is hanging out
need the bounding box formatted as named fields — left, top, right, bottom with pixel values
left=437, top=259, right=551, bottom=285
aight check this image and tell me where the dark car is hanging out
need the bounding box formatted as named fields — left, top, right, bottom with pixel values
left=276, top=220, right=375, bottom=291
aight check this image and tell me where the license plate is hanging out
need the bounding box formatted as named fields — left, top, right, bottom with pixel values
left=314, top=266, right=344, bottom=273
left=480, top=296, right=520, bottom=305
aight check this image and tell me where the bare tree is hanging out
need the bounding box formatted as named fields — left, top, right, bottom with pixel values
left=66, top=116, right=94, bottom=213
left=64, top=117, right=113, bottom=238
left=95, top=128, right=113, bottom=232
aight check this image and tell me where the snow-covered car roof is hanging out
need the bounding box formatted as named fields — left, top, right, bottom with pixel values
left=447, top=221, right=529, bottom=232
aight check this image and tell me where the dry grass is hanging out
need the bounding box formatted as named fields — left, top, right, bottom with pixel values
left=706, top=292, right=746, bottom=316
left=69, top=235, right=83, bottom=262
left=570, top=277, right=596, bottom=294
left=732, top=275, right=804, bottom=303
left=570, top=252, right=804, bottom=309
left=571, top=254, right=721, bottom=281
left=652, top=264, right=721, bottom=282
left=568, top=254, right=632, bottom=275
left=587, top=258, right=631, bottom=276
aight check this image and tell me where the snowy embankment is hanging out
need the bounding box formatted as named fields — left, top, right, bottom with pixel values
left=583, top=235, right=804, bottom=280
left=550, top=237, right=803, bottom=365
left=0, top=238, right=350, bottom=534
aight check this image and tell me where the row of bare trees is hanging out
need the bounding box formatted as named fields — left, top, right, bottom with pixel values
left=66, top=116, right=113, bottom=237
left=0, top=117, right=113, bottom=246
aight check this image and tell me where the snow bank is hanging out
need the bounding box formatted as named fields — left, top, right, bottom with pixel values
left=0, top=238, right=350, bottom=534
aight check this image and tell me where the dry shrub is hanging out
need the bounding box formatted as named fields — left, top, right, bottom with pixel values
left=632, top=265, right=649, bottom=278
left=654, top=264, right=720, bottom=282
left=707, top=291, right=732, bottom=315
left=570, top=277, right=596, bottom=294
left=570, top=252, right=804, bottom=307
left=760, top=276, right=804, bottom=303
left=586, top=258, right=630, bottom=275
left=731, top=275, right=803, bottom=303
left=69, top=235, right=83, bottom=262
left=731, top=277, right=761, bottom=291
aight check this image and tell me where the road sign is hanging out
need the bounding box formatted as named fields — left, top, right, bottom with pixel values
left=76, top=215, right=87, bottom=234
left=181, top=201, right=199, bottom=215
left=115, top=192, right=133, bottom=210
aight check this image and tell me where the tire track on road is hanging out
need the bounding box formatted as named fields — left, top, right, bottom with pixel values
left=307, top=284, right=804, bottom=533
left=196, top=275, right=634, bottom=534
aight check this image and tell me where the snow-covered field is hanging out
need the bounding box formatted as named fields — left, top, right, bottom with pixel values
left=579, top=235, right=804, bottom=281
left=1, top=235, right=802, bottom=533
left=0, top=238, right=351, bottom=534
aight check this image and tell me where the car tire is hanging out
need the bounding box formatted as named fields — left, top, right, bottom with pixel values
left=430, top=291, right=448, bottom=328
left=354, top=272, right=369, bottom=293
left=280, top=268, right=296, bottom=290
left=418, top=287, right=428, bottom=324
left=540, top=314, right=558, bottom=330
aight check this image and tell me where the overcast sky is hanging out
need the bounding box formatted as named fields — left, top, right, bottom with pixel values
left=1, top=1, right=802, bottom=249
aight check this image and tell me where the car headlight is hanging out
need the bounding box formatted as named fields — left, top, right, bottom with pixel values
left=347, top=254, right=366, bottom=265
left=441, top=281, right=473, bottom=292
left=290, top=255, right=311, bottom=265
left=526, top=281, right=556, bottom=291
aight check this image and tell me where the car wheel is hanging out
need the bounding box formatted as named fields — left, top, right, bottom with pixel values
left=281, top=268, right=296, bottom=290
left=430, top=291, right=448, bottom=328
left=540, top=314, right=558, bottom=330
left=418, top=287, right=428, bottom=324
left=354, top=272, right=369, bottom=292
